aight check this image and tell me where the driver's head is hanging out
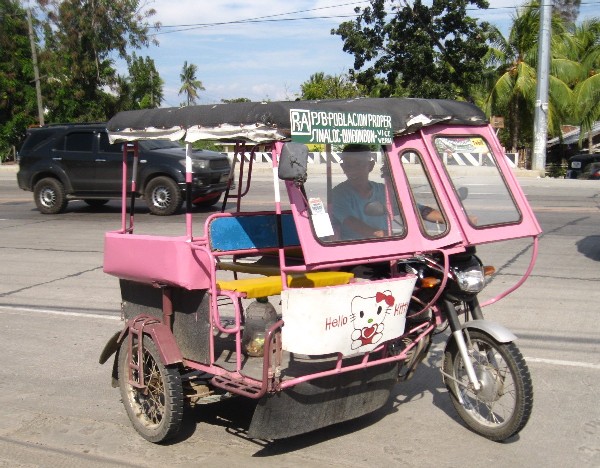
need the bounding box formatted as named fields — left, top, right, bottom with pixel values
left=340, top=144, right=375, bottom=177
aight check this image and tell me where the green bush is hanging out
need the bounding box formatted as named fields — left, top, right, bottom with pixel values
left=546, top=162, right=567, bottom=178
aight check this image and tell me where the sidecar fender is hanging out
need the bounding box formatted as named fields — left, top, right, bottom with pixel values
left=99, top=331, right=121, bottom=365
left=99, top=319, right=183, bottom=387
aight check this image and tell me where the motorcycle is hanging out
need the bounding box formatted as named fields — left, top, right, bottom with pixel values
left=100, top=97, right=541, bottom=443
left=393, top=246, right=533, bottom=441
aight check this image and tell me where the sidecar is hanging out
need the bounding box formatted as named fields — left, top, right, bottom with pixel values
left=99, top=98, right=541, bottom=442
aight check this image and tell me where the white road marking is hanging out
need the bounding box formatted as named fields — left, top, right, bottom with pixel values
left=524, top=357, right=600, bottom=370
left=0, top=305, right=120, bottom=321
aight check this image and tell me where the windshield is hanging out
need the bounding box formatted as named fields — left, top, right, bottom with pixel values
left=139, top=140, right=183, bottom=151
left=433, top=136, right=521, bottom=227
left=302, top=146, right=404, bottom=243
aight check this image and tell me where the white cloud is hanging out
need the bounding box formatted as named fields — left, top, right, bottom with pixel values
left=143, top=1, right=362, bottom=104
left=136, top=1, right=543, bottom=106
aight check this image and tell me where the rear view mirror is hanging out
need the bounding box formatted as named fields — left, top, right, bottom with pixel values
left=279, top=142, right=308, bottom=184
left=458, top=186, right=469, bottom=201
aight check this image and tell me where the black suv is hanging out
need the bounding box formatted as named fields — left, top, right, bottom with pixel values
left=17, top=123, right=231, bottom=215
left=565, top=153, right=600, bottom=179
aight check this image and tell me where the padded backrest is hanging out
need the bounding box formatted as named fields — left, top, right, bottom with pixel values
left=209, top=213, right=300, bottom=251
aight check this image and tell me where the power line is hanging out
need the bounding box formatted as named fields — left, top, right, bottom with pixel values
left=153, top=15, right=359, bottom=36
left=158, top=1, right=369, bottom=29
left=150, top=0, right=600, bottom=35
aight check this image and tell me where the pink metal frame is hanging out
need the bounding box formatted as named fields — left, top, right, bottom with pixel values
left=104, top=122, right=541, bottom=396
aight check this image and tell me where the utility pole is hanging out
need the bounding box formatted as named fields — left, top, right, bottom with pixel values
left=27, top=8, right=45, bottom=126
left=532, top=0, right=553, bottom=175
left=150, top=69, right=154, bottom=107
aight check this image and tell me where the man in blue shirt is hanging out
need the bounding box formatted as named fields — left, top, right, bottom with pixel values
left=332, top=144, right=444, bottom=241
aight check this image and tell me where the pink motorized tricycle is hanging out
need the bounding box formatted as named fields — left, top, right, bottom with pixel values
left=100, top=98, right=541, bottom=443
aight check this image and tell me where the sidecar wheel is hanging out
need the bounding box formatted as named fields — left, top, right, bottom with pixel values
left=443, top=330, right=533, bottom=441
left=118, top=336, right=184, bottom=443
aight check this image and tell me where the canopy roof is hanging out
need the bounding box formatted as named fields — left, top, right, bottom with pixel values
left=106, top=97, right=488, bottom=144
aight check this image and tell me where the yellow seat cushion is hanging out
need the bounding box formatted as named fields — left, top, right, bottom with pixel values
left=216, top=271, right=354, bottom=298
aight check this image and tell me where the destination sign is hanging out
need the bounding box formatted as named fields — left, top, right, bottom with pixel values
left=289, top=109, right=393, bottom=145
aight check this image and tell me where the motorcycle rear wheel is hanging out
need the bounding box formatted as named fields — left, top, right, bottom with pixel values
left=443, top=330, right=533, bottom=441
left=118, top=336, right=184, bottom=443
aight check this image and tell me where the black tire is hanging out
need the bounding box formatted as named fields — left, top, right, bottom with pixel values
left=144, top=176, right=183, bottom=216
left=33, top=177, right=67, bottom=214
left=118, top=336, right=184, bottom=443
left=443, top=330, right=533, bottom=441
left=83, top=199, right=109, bottom=208
left=192, top=192, right=222, bottom=208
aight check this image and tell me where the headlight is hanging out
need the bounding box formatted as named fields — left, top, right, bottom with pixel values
left=454, top=265, right=486, bottom=293
left=180, top=159, right=209, bottom=171
left=192, top=159, right=209, bottom=170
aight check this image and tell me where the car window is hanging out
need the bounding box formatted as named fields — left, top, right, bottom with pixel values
left=20, top=129, right=54, bottom=153
left=58, top=132, right=94, bottom=152
left=98, top=132, right=123, bottom=153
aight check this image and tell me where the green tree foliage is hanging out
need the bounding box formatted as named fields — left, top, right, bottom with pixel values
left=484, top=1, right=599, bottom=152
left=560, top=19, right=600, bottom=147
left=127, top=53, right=164, bottom=109
left=0, top=0, right=38, bottom=153
left=179, top=61, right=205, bottom=106
left=300, top=72, right=362, bottom=100
left=37, top=0, right=159, bottom=122
left=332, top=0, right=491, bottom=99
left=221, top=98, right=251, bottom=103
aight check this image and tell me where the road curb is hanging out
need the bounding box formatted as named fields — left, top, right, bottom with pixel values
left=0, top=162, right=545, bottom=178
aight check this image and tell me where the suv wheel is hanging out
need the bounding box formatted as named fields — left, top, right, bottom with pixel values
left=144, top=176, right=183, bottom=216
left=34, top=178, right=68, bottom=214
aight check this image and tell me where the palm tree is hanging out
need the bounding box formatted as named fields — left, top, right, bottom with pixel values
left=564, top=19, right=600, bottom=149
left=484, top=2, right=571, bottom=152
left=178, top=61, right=205, bottom=106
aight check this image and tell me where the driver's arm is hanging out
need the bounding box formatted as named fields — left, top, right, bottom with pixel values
left=419, top=205, right=444, bottom=223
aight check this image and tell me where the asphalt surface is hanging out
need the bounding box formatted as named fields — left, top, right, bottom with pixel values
left=0, top=163, right=599, bottom=467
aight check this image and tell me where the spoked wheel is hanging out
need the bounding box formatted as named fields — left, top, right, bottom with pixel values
left=118, top=336, right=184, bottom=443
left=443, top=330, right=533, bottom=441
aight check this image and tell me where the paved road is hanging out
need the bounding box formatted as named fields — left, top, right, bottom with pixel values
left=0, top=166, right=599, bottom=467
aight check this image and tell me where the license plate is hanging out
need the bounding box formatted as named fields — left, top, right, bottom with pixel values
left=571, top=161, right=581, bottom=169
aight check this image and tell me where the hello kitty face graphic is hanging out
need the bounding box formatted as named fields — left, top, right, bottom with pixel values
left=349, top=290, right=395, bottom=350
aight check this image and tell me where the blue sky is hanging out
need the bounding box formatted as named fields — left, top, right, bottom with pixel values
left=136, top=1, right=600, bottom=107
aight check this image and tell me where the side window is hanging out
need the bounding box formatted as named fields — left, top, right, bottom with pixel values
left=401, top=151, right=448, bottom=237
left=99, top=132, right=122, bottom=153
left=433, top=136, right=521, bottom=227
left=62, top=132, right=94, bottom=152
left=20, top=130, right=54, bottom=153
left=303, top=147, right=405, bottom=243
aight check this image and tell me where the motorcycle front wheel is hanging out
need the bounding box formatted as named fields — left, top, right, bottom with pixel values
left=443, top=330, right=533, bottom=441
